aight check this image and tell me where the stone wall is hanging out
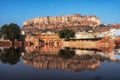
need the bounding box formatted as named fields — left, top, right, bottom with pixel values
left=63, top=37, right=115, bottom=52
left=23, top=14, right=100, bottom=34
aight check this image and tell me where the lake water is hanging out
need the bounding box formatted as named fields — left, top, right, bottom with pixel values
left=0, top=46, right=120, bottom=80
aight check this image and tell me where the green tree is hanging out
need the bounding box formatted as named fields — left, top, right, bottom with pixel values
left=58, top=28, right=75, bottom=40
left=1, top=23, right=21, bottom=45
left=85, top=26, right=93, bottom=32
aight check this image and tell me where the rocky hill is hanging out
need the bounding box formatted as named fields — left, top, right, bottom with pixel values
left=23, top=14, right=100, bottom=34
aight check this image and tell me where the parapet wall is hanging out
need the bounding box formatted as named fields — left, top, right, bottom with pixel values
left=63, top=37, right=115, bottom=52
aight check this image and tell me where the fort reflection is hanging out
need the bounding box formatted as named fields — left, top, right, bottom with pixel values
left=22, top=52, right=101, bottom=71
left=21, top=44, right=120, bottom=72
left=0, top=43, right=120, bottom=71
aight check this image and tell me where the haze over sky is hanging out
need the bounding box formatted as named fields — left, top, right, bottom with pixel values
left=0, top=0, right=120, bottom=28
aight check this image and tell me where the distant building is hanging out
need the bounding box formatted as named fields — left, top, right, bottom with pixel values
left=115, top=30, right=120, bottom=36
left=21, top=29, right=25, bottom=35
left=23, top=14, right=100, bottom=34
left=75, top=32, right=95, bottom=39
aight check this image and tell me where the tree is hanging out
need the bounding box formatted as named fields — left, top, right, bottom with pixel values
left=85, top=26, right=93, bottom=32
left=1, top=23, right=21, bottom=45
left=58, top=28, right=75, bottom=40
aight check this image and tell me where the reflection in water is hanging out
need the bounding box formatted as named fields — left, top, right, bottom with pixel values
left=0, top=47, right=22, bottom=65
left=58, top=47, right=75, bottom=59
left=1, top=45, right=120, bottom=72
left=25, top=45, right=61, bottom=54
left=114, top=47, right=120, bottom=62
left=21, top=45, right=118, bottom=72
left=22, top=52, right=101, bottom=71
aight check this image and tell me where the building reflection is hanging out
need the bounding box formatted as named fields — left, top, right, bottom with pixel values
left=21, top=45, right=119, bottom=72
left=0, top=44, right=120, bottom=71
left=22, top=52, right=101, bottom=71
left=25, top=44, right=61, bottom=54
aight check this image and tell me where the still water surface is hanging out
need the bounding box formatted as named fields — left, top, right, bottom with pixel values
left=0, top=46, right=120, bottom=80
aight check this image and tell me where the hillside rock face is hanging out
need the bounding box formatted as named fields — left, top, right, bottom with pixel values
left=23, top=14, right=100, bottom=34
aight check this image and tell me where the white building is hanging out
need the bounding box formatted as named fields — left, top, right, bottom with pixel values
left=75, top=32, right=95, bottom=39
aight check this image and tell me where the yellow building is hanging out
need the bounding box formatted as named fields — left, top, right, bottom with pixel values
left=25, top=32, right=63, bottom=47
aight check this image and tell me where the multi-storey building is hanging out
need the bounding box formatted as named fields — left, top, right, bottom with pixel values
left=25, top=32, right=63, bottom=48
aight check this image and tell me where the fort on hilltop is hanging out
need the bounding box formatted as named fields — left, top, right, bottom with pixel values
left=23, top=14, right=100, bottom=34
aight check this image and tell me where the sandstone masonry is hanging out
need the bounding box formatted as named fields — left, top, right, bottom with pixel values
left=23, top=14, right=100, bottom=34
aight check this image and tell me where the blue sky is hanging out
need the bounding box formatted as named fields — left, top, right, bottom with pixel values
left=0, top=0, right=120, bottom=28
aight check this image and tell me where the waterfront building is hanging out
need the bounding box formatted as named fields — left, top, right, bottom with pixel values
left=25, top=32, right=62, bottom=47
